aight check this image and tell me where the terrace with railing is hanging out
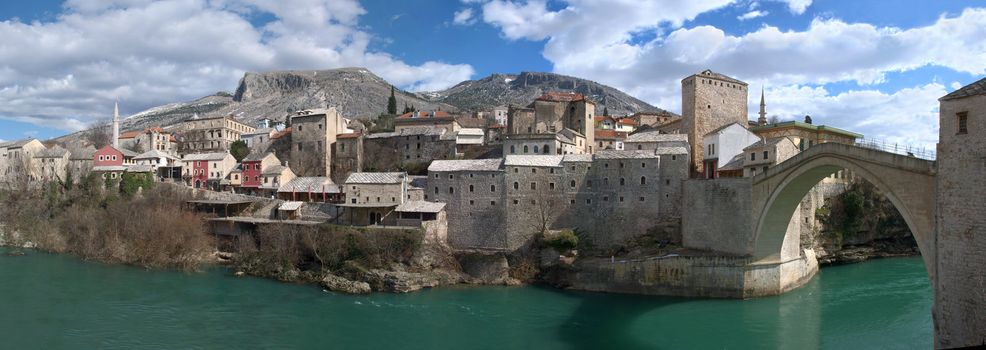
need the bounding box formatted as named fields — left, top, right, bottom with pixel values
left=854, top=138, right=936, bottom=160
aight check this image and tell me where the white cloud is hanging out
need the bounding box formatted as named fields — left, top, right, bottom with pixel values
left=761, top=83, right=944, bottom=149
left=479, top=3, right=986, bottom=145
left=773, top=0, right=812, bottom=14
left=737, top=10, right=768, bottom=20
left=951, top=81, right=962, bottom=90
left=0, top=0, right=475, bottom=133
left=453, top=8, right=476, bottom=25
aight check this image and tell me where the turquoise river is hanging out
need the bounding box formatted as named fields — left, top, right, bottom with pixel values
left=0, top=248, right=931, bottom=349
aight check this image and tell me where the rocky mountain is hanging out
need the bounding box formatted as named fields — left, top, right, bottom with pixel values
left=425, top=71, right=668, bottom=116
left=59, top=68, right=669, bottom=143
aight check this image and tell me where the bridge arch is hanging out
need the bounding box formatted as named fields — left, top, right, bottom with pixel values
left=751, top=143, right=936, bottom=279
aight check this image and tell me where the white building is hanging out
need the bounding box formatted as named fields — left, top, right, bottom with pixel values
left=702, top=122, right=760, bottom=178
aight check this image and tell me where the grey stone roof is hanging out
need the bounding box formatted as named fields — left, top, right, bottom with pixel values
left=345, top=172, right=405, bottom=184
left=395, top=200, right=446, bottom=213
left=182, top=152, right=230, bottom=161
left=594, top=150, right=660, bottom=159
left=941, top=76, right=986, bottom=101
left=134, top=150, right=178, bottom=160
left=743, top=137, right=790, bottom=151
left=694, top=69, right=747, bottom=85
left=277, top=177, right=339, bottom=193
left=365, top=127, right=445, bottom=139
left=243, top=151, right=274, bottom=162
left=428, top=158, right=503, bottom=172
left=562, top=154, right=592, bottom=163
left=625, top=131, right=688, bottom=143
left=408, top=175, right=428, bottom=189
left=243, top=128, right=275, bottom=136
left=705, top=122, right=747, bottom=136
left=261, top=165, right=290, bottom=175
left=92, top=165, right=127, bottom=172
left=119, top=148, right=139, bottom=157
left=655, top=146, right=690, bottom=155
left=126, top=164, right=154, bottom=172
left=36, top=145, right=69, bottom=158
left=0, top=138, right=38, bottom=149
left=718, top=153, right=746, bottom=171
left=279, top=201, right=303, bottom=211
left=504, top=155, right=564, bottom=167
left=68, top=145, right=97, bottom=160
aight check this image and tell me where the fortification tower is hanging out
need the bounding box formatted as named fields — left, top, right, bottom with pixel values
left=681, top=70, right=748, bottom=176
left=934, top=76, right=986, bottom=348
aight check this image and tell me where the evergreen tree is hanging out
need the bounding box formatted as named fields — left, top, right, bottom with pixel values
left=229, top=140, right=249, bottom=162
left=603, top=107, right=610, bottom=116
left=387, top=86, right=398, bottom=115
left=403, top=102, right=411, bottom=114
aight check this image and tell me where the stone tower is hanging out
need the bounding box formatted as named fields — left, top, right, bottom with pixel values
left=112, top=102, right=120, bottom=149
left=934, top=76, right=986, bottom=348
left=681, top=70, right=749, bottom=176
left=758, top=87, right=767, bottom=126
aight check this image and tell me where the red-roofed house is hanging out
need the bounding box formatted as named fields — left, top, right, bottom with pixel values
left=615, top=118, right=638, bottom=132
left=118, top=126, right=177, bottom=155
left=394, top=110, right=459, bottom=134
left=594, top=129, right=628, bottom=150
left=594, top=116, right=616, bottom=130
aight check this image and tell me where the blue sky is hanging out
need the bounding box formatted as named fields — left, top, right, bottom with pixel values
left=0, top=0, right=983, bottom=149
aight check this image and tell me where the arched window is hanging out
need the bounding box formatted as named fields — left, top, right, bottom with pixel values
left=640, top=176, right=647, bottom=185
left=544, top=144, right=550, bottom=153
left=620, top=178, right=625, bottom=186
left=523, top=145, right=529, bottom=153
left=513, top=182, right=519, bottom=190
left=510, top=145, right=515, bottom=154
left=570, top=180, right=576, bottom=188
left=533, top=145, right=539, bottom=153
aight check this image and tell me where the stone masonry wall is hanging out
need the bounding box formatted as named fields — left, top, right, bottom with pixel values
left=934, top=93, right=986, bottom=347
left=681, top=72, right=748, bottom=176
left=681, top=178, right=754, bottom=256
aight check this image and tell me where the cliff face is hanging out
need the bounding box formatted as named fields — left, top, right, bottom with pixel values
left=428, top=71, right=668, bottom=116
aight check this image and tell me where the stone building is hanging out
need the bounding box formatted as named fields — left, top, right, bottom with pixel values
left=632, top=111, right=680, bottom=128
left=338, top=172, right=408, bottom=225
left=133, top=150, right=179, bottom=173
left=67, top=145, right=96, bottom=182
left=289, top=108, right=346, bottom=177
left=118, top=127, right=177, bottom=155
left=507, top=92, right=596, bottom=154
left=427, top=148, right=688, bottom=251
left=362, top=128, right=456, bottom=172
left=33, top=145, right=70, bottom=182
left=702, top=122, right=760, bottom=179
left=624, top=130, right=688, bottom=151
left=394, top=111, right=460, bottom=134
left=741, top=137, right=800, bottom=177
left=179, top=115, right=255, bottom=154
left=594, top=129, right=627, bottom=151
left=934, top=76, right=986, bottom=347
left=331, top=132, right=363, bottom=184
left=681, top=70, right=749, bottom=176
left=182, top=152, right=236, bottom=189
left=749, top=119, right=861, bottom=150
left=242, top=128, right=276, bottom=153
left=260, top=164, right=296, bottom=196
left=503, top=130, right=584, bottom=156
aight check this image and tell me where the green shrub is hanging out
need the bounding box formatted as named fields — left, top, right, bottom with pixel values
left=544, top=230, right=579, bottom=251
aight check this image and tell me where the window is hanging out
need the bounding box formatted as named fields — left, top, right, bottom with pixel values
left=532, top=168, right=537, bottom=174
left=490, top=185, right=496, bottom=192
left=449, top=187, right=454, bottom=194
left=318, top=124, right=322, bottom=130
left=510, top=145, right=516, bottom=154
left=469, top=185, right=474, bottom=192
left=641, top=162, right=646, bottom=168
left=620, top=162, right=624, bottom=168
left=762, top=166, right=768, bottom=172
left=469, top=200, right=474, bottom=205
left=523, top=145, right=529, bottom=153
left=550, top=168, right=555, bottom=174
left=666, top=179, right=670, bottom=185
left=549, top=182, right=555, bottom=190
left=640, top=176, right=646, bottom=185
left=587, top=180, right=592, bottom=188
left=434, top=173, right=438, bottom=178
left=513, top=182, right=519, bottom=190
left=376, top=197, right=381, bottom=202
left=570, top=199, right=576, bottom=204
left=434, top=187, right=439, bottom=194
left=491, top=201, right=496, bottom=206
left=637, top=145, right=642, bottom=150
left=350, top=198, right=357, bottom=204
left=570, top=180, right=576, bottom=188
left=585, top=198, right=591, bottom=204
left=513, top=167, right=518, bottom=173
left=750, top=153, right=756, bottom=161
left=958, top=112, right=969, bottom=134
left=639, top=196, right=645, bottom=201
left=533, top=145, right=539, bottom=153
left=619, top=178, right=625, bottom=186
left=449, top=174, right=454, bottom=179
left=298, top=125, right=302, bottom=131
left=603, top=196, right=609, bottom=202
left=298, top=144, right=303, bottom=151
left=513, top=199, right=519, bottom=205
left=604, top=162, right=609, bottom=168
left=530, top=182, right=537, bottom=190
left=763, top=151, right=768, bottom=159
left=619, top=196, right=624, bottom=202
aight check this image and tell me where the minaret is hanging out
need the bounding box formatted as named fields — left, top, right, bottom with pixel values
left=758, top=87, right=767, bottom=126
left=112, top=102, right=120, bottom=149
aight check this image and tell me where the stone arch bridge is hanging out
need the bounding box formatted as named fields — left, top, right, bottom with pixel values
left=749, top=142, right=937, bottom=279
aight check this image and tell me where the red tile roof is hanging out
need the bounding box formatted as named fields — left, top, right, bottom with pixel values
left=271, top=127, right=292, bottom=139
left=594, top=116, right=615, bottom=123
left=397, top=111, right=452, bottom=119
left=618, top=119, right=638, bottom=126
left=536, top=92, right=586, bottom=103
left=594, top=129, right=628, bottom=140
left=118, top=130, right=141, bottom=139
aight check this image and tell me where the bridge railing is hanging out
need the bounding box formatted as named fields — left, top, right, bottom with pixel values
left=854, top=138, right=936, bottom=160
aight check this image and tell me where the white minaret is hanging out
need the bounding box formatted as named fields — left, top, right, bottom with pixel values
left=758, top=87, right=767, bottom=126
left=112, top=102, right=120, bottom=149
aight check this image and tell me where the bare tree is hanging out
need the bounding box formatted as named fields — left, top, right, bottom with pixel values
left=83, top=119, right=112, bottom=149
left=768, top=115, right=780, bottom=124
